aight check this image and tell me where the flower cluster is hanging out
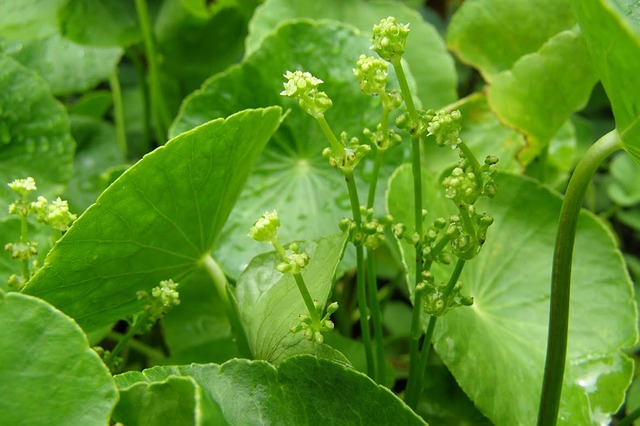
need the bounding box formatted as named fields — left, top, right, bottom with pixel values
left=280, top=70, right=332, bottom=118
left=340, top=207, right=393, bottom=250
left=371, top=16, right=410, bottom=61
left=417, top=272, right=473, bottom=317
left=353, top=54, right=390, bottom=96
left=136, top=279, right=180, bottom=332
left=291, top=301, right=338, bottom=345
left=428, top=110, right=463, bottom=149
left=321, top=131, right=371, bottom=170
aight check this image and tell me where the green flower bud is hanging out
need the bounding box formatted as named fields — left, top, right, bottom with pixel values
left=353, top=54, right=389, bottom=96
left=428, top=109, right=462, bottom=148
left=248, top=210, right=280, bottom=243
left=371, top=17, right=410, bottom=61
left=281, top=70, right=332, bottom=118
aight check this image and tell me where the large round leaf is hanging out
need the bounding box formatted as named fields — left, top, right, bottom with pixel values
left=114, top=356, right=426, bottom=425
left=572, top=0, right=640, bottom=162
left=0, top=291, right=117, bottom=424
left=387, top=169, right=636, bottom=424
left=23, top=107, right=282, bottom=333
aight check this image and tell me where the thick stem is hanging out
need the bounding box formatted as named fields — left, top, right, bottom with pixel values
left=537, top=130, right=622, bottom=426
left=135, top=0, right=169, bottom=143
left=391, top=58, right=418, bottom=122
left=405, top=258, right=466, bottom=408
left=316, top=115, right=346, bottom=157
left=108, top=70, right=127, bottom=158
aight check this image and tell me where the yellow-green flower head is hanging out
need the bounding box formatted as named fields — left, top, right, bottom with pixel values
left=152, top=279, right=180, bottom=308
left=248, top=210, right=280, bottom=243
left=280, top=70, right=324, bottom=98
left=353, top=54, right=389, bottom=96
left=371, top=17, right=410, bottom=60
left=8, top=177, right=37, bottom=196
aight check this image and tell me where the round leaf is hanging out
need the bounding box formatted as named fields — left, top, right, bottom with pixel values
left=388, top=168, right=636, bottom=424
left=572, top=0, right=640, bottom=162
left=0, top=291, right=117, bottom=424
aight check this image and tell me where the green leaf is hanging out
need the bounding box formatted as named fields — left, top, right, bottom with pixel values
left=236, top=233, right=348, bottom=363
left=0, top=0, right=67, bottom=40
left=154, top=0, right=251, bottom=94
left=247, top=0, right=457, bottom=109
left=161, top=269, right=239, bottom=364
left=447, top=0, right=576, bottom=80
left=114, top=356, right=426, bottom=425
left=572, top=0, right=640, bottom=162
left=172, top=20, right=391, bottom=279
left=486, top=27, right=598, bottom=162
left=64, top=115, right=126, bottom=213
left=58, top=0, right=142, bottom=47
left=113, top=375, right=224, bottom=425
left=608, top=151, right=640, bottom=207
left=0, top=54, right=75, bottom=220
left=388, top=170, right=636, bottom=424
left=0, top=291, right=117, bottom=424
left=1, top=34, right=123, bottom=96
left=23, top=107, right=283, bottom=333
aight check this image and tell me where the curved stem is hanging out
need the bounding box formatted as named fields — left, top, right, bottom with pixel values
left=293, top=272, right=321, bottom=325
left=537, top=130, right=622, bottom=426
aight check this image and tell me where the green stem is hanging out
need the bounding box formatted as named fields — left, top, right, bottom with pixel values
left=617, top=406, right=640, bottom=426
left=108, top=70, right=127, bottom=158
left=344, top=168, right=374, bottom=377
left=125, top=47, right=151, bottom=151
left=104, top=316, right=145, bottom=369
left=135, top=0, right=169, bottom=144
left=293, top=272, right=321, bottom=325
left=366, top=248, right=385, bottom=382
left=406, top=258, right=466, bottom=408
left=391, top=58, right=418, bottom=122
left=316, top=115, right=346, bottom=157
left=366, top=148, right=384, bottom=210
left=457, top=141, right=482, bottom=178
left=537, top=130, right=622, bottom=426
left=106, top=331, right=165, bottom=361
left=201, top=255, right=252, bottom=358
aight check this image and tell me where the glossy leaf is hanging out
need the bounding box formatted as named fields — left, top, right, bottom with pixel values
left=0, top=291, right=117, bottom=424
left=113, top=375, right=224, bottom=425
left=387, top=169, right=637, bottom=424
left=572, top=0, right=640, bottom=161
left=114, top=356, right=426, bottom=425
left=447, top=1, right=596, bottom=163
left=487, top=28, right=598, bottom=162
left=247, top=0, right=457, bottom=109
left=171, top=20, right=391, bottom=279
left=23, top=107, right=282, bottom=333
left=58, top=0, right=141, bottom=47
left=236, top=233, right=348, bottom=362
left=447, top=0, right=576, bottom=81
left=1, top=34, right=122, bottom=96
left=0, top=54, right=75, bottom=220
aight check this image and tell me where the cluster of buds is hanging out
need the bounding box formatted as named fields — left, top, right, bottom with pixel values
left=322, top=131, right=371, bottom=170
left=395, top=108, right=434, bottom=138
left=340, top=207, right=393, bottom=250
left=417, top=271, right=473, bottom=317
left=363, top=124, right=402, bottom=151
left=428, top=110, right=463, bottom=149
left=136, top=279, right=180, bottom=332
left=276, top=242, right=309, bottom=274
left=291, top=301, right=338, bottom=345
left=371, top=16, right=410, bottom=61
left=280, top=70, right=332, bottom=118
